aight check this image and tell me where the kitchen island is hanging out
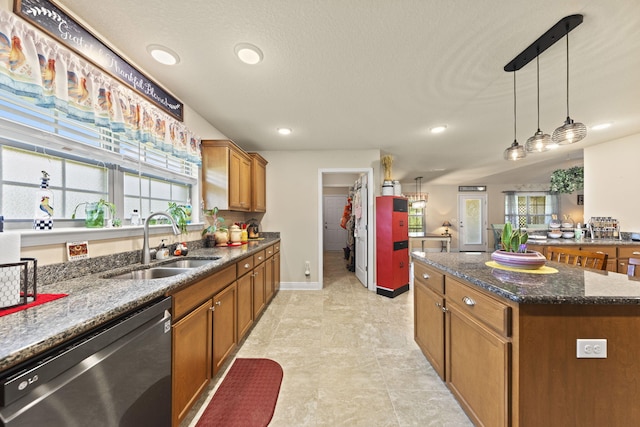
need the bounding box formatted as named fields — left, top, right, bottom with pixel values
left=412, top=251, right=640, bottom=427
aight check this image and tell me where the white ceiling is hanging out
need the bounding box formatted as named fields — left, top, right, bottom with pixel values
left=57, top=0, right=640, bottom=186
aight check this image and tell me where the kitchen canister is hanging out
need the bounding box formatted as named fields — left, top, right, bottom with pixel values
left=382, top=180, right=394, bottom=196
left=393, top=180, right=401, bottom=196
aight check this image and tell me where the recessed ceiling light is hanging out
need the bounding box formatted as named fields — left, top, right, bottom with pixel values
left=277, top=128, right=292, bottom=135
left=430, top=125, right=447, bottom=134
left=591, top=122, right=613, bottom=131
left=235, top=43, right=263, bottom=65
left=147, top=44, right=180, bottom=65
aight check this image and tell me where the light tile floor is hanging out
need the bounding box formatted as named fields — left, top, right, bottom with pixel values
left=185, top=251, right=472, bottom=426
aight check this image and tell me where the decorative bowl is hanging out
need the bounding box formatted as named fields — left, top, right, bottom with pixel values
left=491, top=250, right=547, bottom=270
left=548, top=231, right=562, bottom=239
left=562, top=231, right=575, bottom=239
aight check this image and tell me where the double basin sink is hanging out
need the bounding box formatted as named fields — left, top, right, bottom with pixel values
left=106, top=258, right=221, bottom=280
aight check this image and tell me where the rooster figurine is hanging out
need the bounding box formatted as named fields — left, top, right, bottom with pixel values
left=39, top=196, right=54, bottom=217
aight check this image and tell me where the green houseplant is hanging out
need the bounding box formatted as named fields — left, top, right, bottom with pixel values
left=72, top=199, right=116, bottom=228
left=167, top=202, right=189, bottom=234
left=491, top=223, right=546, bottom=269
left=202, top=207, right=225, bottom=236
left=500, top=222, right=528, bottom=253
left=550, top=166, right=584, bottom=194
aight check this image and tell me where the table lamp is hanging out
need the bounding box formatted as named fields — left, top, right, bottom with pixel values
left=442, top=221, right=452, bottom=235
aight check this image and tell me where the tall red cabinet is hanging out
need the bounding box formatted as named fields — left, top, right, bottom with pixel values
left=376, top=196, right=409, bottom=297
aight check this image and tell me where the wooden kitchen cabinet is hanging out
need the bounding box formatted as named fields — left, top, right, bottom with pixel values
left=617, top=246, right=640, bottom=273
left=236, top=271, right=253, bottom=341
left=201, top=140, right=251, bottom=212
left=445, top=277, right=511, bottom=427
left=212, top=283, right=237, bottom=375
left=273, top=247, right=281, bottom=294
left=249, top=152, right=267, bottom=212
left=414, top=267, right=512, bottom=427
left=253, top=253, right=266, bottom=319
left=413, top=263, right=445, bottom=379
left=171, top=299, right=212, bottom=427
left=168, top=243, right=280, bottom=426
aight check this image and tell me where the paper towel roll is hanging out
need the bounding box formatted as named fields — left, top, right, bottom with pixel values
left=0, top=233, right=20, bottom=264
left=0, top=233, right=21, bottom=308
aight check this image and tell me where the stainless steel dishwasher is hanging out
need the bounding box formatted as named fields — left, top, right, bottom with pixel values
left=0, top=296, right=172, bottom=427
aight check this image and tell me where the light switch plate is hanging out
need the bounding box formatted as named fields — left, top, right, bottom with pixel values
left=577, top=339, right=607, bottom=358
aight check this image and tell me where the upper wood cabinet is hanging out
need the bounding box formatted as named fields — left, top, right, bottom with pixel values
left=248, top=152, right=267, bottom=212
left=201, top=140, right=252, bottom=212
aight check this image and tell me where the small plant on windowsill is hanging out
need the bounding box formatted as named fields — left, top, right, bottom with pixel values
left=167, top=202, right=189, bottom=234
left=71, top=199, right=117, bottom=228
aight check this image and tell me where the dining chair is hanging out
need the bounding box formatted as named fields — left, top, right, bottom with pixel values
left=545, top=246, right=609, bottom=271
left=626, top=257, right=640, bottom=277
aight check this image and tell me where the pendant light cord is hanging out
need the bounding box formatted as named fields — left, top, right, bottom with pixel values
left=536, top=53, right=540, bottom=130
left=513, top=70, right=517, bottom=140
left=565, top=29, right=570, bottom=117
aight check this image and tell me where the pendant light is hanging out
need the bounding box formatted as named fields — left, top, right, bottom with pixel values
left=526, top=53, right=555, bottom=152
left=552, top=28, right=586, bottom=145
left=504, top=70, right=526, bottom=161
left=411, top=176, right=426, bottom=209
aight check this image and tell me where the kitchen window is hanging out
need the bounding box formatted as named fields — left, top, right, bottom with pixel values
left=0, top=93, right=195, bottom=228
left=504, top=191, right=558, bottom=228
left=408, top=205, right=426, bottom=236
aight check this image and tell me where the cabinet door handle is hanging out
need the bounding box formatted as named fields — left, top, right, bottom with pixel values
left=258, top=256, right=263, bottom=261
left=399, top=220, right=404, bottom=226
left=244, top=263, right=251, bottom=269
left=399, top=261, right=404, bottom=268
left=209, top=306, right=215, bottom=312
left=634, top=252, right=640, bottom=255
left=435, top=302, right=441, bottom=309
left=216, top=301, right=221, bottom=306
left=422, top=273, right=430, bottom=280
left=462, top=296, right=476, bottom=306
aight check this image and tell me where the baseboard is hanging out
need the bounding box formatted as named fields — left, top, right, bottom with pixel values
left=279, top=281, right=322, bottom=290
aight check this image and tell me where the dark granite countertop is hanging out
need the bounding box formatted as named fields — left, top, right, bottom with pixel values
left=411, top=251, right=640, bottom=305
left=526, top=238, right=639, bottom=246
left=0, top=237, right=280, bottom=373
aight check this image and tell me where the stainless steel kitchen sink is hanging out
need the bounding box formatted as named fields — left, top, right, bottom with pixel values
left=159, top=257, right=220, bottom=269
left=107, top=267, right=192, bottom=280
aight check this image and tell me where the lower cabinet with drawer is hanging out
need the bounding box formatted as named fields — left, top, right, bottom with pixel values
left=414, top=262, right=513, bottom=427
left=168, top=242, right=282, bottom=427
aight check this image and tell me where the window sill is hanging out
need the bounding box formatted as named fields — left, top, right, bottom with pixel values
left=16, top=223, right=204, bottom=247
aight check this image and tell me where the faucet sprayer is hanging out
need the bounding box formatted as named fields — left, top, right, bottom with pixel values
left=142, top=211, right=181, bottom=264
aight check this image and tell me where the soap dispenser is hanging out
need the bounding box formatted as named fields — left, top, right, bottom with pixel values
left=156, top=239, right=169, bottom=260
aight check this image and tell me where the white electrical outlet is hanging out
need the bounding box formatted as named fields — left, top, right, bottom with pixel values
left=576, top=339, right=607, bottom=358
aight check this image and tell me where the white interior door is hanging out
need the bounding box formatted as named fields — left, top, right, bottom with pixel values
left=323, top=195, right=348, bottom=251
left=458, top=194, right=487, bottom=251
left=355, top=174, right=368, bottom=287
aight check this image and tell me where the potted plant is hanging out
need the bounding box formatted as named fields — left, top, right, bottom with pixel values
left=167, top=202, right=189, bottom=234
left=202, top=207, right=228, bottom=246
left=491, top=223, right=546, bottom=269
left=550, top=166, right=584, bottom=194
left=72, top=199, right=116, bottom=228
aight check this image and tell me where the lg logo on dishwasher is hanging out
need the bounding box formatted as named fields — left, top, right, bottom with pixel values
left=18, top=374, right=39, bottom=390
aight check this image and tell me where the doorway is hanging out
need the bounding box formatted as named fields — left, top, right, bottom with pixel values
left=323, top=195, right=349, bottom=251
left=318, top=168, right=374, bottom=291
left=457, top=193, right=488, bottom=252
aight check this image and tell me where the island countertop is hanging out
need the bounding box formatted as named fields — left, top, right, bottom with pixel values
left=0, top=237, right=280, bottom=373
left=411, top=251, right=640, bottom=305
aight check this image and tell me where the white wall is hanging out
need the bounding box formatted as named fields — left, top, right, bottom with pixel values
left=584, top=133, right=640, bottom=231
left=258, top=150, right=380, bottom=285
